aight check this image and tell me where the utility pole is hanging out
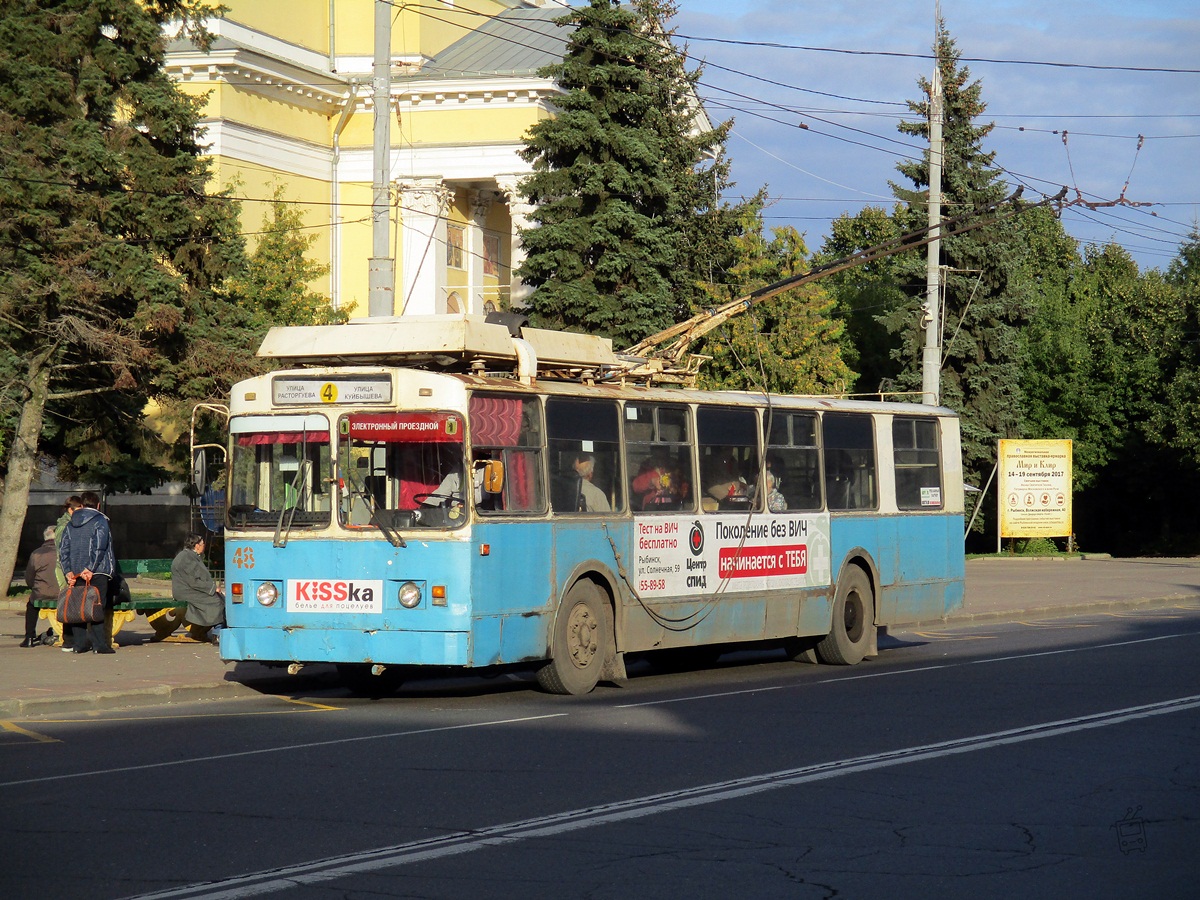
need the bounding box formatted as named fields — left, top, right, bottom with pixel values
left=921, top=21, right=944, bottom=406
left=368, top=0, right=394, bottom=317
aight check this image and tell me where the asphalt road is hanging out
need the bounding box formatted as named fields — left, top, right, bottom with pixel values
left=2, top=606, right=1198, bottom=900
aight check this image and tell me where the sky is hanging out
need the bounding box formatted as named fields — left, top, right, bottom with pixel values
left=666, top=0, right=1200, bottom=271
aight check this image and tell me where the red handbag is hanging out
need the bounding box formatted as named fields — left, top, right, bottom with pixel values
left=56, top=578, right=105, bottom=624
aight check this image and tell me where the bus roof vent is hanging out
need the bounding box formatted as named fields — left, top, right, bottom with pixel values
left=256, top=314, right=620, bottom=382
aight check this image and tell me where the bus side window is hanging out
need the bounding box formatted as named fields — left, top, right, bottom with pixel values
left=822, top=413, right=877, bottom=511
left=626, top=403, right=694, bottom=513
left=546, top=397, right=621, bottom=513
left=696, top=406, right=758, bottom=513
left=469, top=394, right=546, bottom=514
left=765, top=412, right=821, bottom=512
left=893, top=416, right=942, bottom=509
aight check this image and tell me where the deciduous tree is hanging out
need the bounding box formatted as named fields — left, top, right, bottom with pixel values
left=0, top=0, right=255, bottom=593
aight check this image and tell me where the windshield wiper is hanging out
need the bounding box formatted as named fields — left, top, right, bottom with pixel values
left=273, top=461, right=308, bottom=548
left=346, top=469, right=405, bottom=548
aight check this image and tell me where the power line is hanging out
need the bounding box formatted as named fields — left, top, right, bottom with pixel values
left=669, top=32, right=1200, bottom=75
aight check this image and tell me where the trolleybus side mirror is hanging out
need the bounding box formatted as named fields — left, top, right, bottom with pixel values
left=192, top=450, right=207, bottom=493
left=483, top=459, right=505, bottom=494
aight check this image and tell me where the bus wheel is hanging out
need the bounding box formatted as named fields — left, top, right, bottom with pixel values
left=817, top=566, right=875, bottom=665
left=537, top=581, right=606, bottom=695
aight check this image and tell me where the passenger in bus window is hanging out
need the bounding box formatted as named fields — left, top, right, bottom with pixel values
left=572, top=452, right=611, bottom=512
left=632, top=448, right=687, bottom=510
left=761, top=455, right=788, bottom=512
left=703, top=450, right=751, bottom=511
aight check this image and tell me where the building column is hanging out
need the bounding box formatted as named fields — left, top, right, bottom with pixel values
left=397, top=178, right=453, bottom=316
left=495, top=174, right=535, bottom=310
left=468, top=189, right=497, bottom=315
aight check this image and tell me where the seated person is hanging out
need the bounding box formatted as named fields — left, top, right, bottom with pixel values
left=423, top=459, right=485, bottom=507
left=632, top=450, right=688, bottom=510
left=704, top=452, right=751, bottom=511
left=171, top=533, right=225, bottom=642
left=572, top=452, right=611, bottom=512
left=761, top=456, right=787, bottom=512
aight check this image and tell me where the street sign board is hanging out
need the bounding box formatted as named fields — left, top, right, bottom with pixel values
left=998, top=439, right=1072, bottom=538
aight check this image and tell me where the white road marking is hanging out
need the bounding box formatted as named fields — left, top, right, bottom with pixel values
left=618, top=630, right=1196, bottom=707
left=120, top=694, right=1200, bottom=900
left=0, top=714, right=565, bottom=788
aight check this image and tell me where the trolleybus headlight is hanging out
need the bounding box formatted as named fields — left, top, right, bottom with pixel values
left=256, top=582, right=279, bottom=607
left=398, top=581, right=422, bottom=609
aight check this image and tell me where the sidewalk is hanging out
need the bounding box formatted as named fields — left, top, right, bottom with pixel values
left=2, top=558, right=1199, bottom=718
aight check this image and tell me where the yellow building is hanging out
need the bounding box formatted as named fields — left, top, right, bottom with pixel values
left=166, top=0, right=572, bottom=317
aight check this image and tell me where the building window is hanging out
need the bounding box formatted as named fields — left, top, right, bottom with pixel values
left=446, top=224, right=465, bottom=270
left=483, top=233, right=500, bottom=276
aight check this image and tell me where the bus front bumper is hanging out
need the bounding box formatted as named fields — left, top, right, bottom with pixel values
left=220, top=626, right=470, bottom=666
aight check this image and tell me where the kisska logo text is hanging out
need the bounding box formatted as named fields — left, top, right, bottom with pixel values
left=292, top=581, right=377, bottom=603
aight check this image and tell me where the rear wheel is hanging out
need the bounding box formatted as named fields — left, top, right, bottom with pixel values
left=783, top=635, right=820, bottom=664
left=536, top=581, right=607, bottom=695
left=816, top=566, right=875, bottom=665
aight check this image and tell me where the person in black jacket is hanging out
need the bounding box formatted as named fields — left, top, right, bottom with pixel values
left=57, top=491, right=116, bottom=654
left=22, top=526, right=57, bottom=647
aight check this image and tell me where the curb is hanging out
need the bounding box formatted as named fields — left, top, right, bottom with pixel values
left=890, top=595, right=1199, bottom=629
left=0, top=670, right=337, bottom=719
left=4, top=598, right=1197, bottom=718
left=0, top=681, right=245, bottom=719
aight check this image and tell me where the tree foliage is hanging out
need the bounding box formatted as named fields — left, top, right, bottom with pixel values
left=0, top=0, right=258, bottom=591
left=821, top=22, right=1042, bottom=511
left=696, top=197, right=852, bottom=394
left=517, top=0, right=746, bottom=347
left=228, top=184, right=349, bottom=329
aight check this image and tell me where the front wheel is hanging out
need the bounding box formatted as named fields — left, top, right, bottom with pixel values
left=816, top=566, right=875, bottom=665
left=536, top=581, right=607, bottom=695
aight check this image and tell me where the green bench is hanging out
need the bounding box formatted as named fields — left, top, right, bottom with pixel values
left=32, top=596, right=196, bottom=643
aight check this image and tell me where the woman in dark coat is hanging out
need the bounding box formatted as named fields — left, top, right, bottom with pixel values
left=22, top=526, right=58, bottom=647
left=171, top=534, right=225, bottom=636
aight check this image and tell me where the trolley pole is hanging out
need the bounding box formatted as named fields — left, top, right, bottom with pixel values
left=368, top=0, right=394, bottom=317
left=921, top=44, right=944, bottom=406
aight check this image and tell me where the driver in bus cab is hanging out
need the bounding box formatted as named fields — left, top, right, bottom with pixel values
left=423, top=454, right=486, bottom=508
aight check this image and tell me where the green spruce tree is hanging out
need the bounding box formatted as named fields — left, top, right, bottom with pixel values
left=517, top=0, right=744, bottom=346
left=823, top=22, right=1036, bottom=517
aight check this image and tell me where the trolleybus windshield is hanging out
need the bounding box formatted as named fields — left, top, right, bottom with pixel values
left=339, top=411, right=467, bottom=529
left=228, top=414, right=332, bottom=527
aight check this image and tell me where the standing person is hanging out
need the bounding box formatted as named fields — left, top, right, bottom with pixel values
left=172, top=533, right=225, bottom=641
left=21, top=526, right=58, bottom=647
left=54, top=496, right=83, bottom=648
left=57, top=491, right=116, bottom=654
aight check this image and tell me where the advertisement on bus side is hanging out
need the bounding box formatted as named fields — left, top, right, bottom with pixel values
left=634, top=514, right=832, bottom=597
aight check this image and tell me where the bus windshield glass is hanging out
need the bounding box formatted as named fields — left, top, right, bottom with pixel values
left=228, top=415, right=332, bottom=527
left=339, top=412, right=467, bottom=529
